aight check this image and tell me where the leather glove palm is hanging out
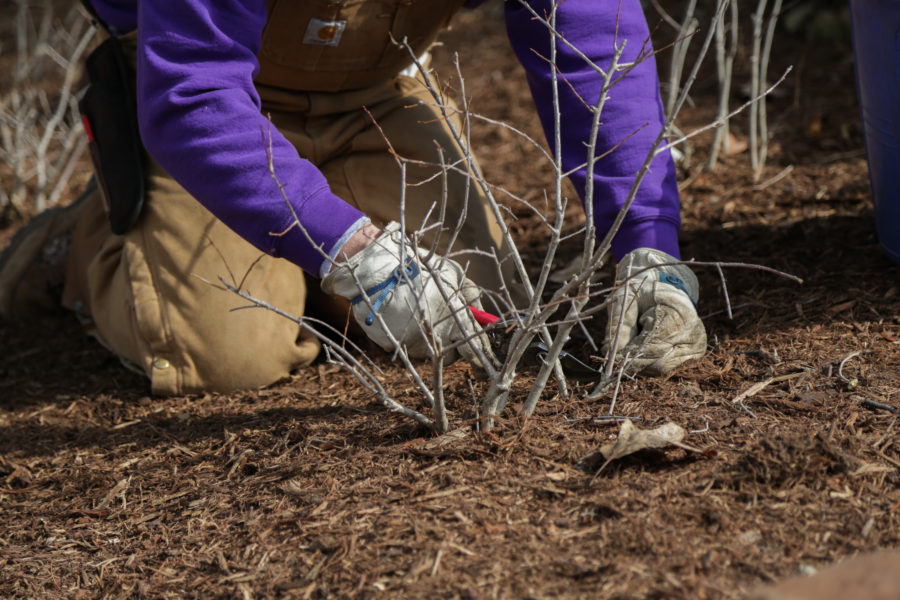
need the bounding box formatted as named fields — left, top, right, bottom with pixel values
left=321, top=222, right=493, bottom=367
left=604, top=248, right=706, bottom=375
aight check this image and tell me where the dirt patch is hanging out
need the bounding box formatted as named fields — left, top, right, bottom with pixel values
left=2, top=5, right=899, bottom=600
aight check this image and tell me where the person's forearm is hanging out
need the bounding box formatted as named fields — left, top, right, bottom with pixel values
left=505, top=0, right=682, bottom=260
left=335, top=222, right=382, bottom=262
left=136, top=0, right=367, bottom=276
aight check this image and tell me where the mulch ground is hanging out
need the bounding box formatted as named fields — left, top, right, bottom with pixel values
left=2, top=5, right=898, bottom=599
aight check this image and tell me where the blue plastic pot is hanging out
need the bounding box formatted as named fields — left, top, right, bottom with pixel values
left=849, top=0, right=900, bottom=263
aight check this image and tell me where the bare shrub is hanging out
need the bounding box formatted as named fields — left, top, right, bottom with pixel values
left=649, top=0, right=785, bottom=176
left=0, top=0, right=95, bottom=220
left=1, top=1, right=798, bottom=432
left=225, top=0, right=799, bottom=434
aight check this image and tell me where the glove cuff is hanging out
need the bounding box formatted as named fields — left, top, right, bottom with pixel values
left=616, top=248, right=700, bottom=304
left=321, top=221, right=406, bottom=299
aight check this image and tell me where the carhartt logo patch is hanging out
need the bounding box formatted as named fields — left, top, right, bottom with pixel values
left=302, top=18, right=347, bottom=47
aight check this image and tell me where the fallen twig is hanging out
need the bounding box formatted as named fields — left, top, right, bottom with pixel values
left=858, top=397, right=898, bottom=415
left=875, top=450, right=900, bottom=470
left=731, top=371, right=807, bottom=417
left=563, top=415, right=643, bottom=425
left=0, top=483, right=42, bottom=495
left=752, top=164, right=794, bottom=191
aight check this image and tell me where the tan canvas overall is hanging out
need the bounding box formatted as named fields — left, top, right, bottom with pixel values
left=63, top=0, right=521, bottom=395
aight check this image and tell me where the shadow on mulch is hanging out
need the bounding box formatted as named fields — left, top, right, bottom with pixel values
left=688, top=210, right=900, bottom=334
left=0, top=402, right=353, bottom=459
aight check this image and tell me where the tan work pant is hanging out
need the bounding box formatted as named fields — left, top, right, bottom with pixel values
left=62, top=70, right=519, bottom=395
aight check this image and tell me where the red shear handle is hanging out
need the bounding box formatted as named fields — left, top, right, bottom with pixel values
left=468, top=305, right=499, bottom=326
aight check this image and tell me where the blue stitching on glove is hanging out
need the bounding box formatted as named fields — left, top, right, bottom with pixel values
left=659, top=272, right=697, bottom=308
left=351, top=260, right=420, bottom=326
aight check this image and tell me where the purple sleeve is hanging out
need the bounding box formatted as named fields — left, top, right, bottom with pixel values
left=135, top=0, right=365, bottom=276
left=87, top=0, right=137, bottom=33
left=504, top=0, right=682, bottom=260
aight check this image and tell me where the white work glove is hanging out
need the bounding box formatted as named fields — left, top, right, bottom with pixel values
left=604, top=248, right=706, bottom=375
left=321, top=222, right=494, bottom=367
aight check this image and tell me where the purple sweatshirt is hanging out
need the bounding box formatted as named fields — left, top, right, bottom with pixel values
left=89, top=0, right=681, bottom=277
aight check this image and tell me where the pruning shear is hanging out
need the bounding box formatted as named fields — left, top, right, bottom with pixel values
left=468, top=306, right=602, bottom=378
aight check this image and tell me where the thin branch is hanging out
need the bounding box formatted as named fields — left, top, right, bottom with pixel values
left=220, top=277, right=433, bottom=429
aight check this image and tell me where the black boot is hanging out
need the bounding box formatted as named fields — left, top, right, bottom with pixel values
left=0, top=180, right=95, bottom=319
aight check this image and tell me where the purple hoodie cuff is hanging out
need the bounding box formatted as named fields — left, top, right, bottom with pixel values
left=270, top=186, right=367, bottom=276
left=318, top=216, right=371, bottom=279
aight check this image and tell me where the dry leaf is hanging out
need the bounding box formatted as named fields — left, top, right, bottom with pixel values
left=724, top=131, right=748, bottom=156
left=421, top=427, right=469, bottom=451
left=600, top=420, right=692, bottom=461
left=592, top=420, right=700, bottom=477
